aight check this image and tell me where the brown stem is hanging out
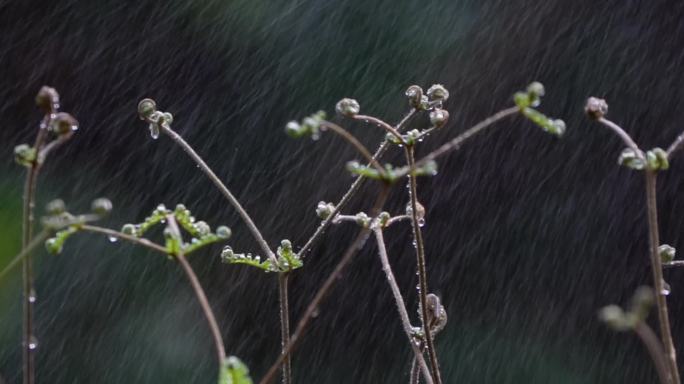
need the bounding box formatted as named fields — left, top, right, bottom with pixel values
left=374, top=228, right=434, bottom=384
left=354, top=114, right=406, bottom=145
left=0, top=231, right=49, bottom=283
left=635, top=322, right=674, bottom=384
left=404, top=146, right=442, bottom=384
left=645, top=170, right=680, bottom=384
left=176, top=252, right=226, bottom=364
left=80, top=225, right=169, bottom=254
left=259, top=185, right=391, bottom=384
left=279, top=273, right=292, bottom=384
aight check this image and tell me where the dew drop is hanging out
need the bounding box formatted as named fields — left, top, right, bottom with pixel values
left=149, top=123, right=160, bottom=139
left=28, top=336, right=38, bottom=350
left=108, top=236, right=118, bottom=243
left=662, top=281, right=672, bottom=296
left=28, top=289, right=37, bottom=303
left=418, top=218, right=426, bottom=227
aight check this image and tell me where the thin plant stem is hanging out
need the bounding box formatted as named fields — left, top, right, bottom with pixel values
left=415, top=107, right=519, bottom=169
left=320, top=121, right=385, bottom=174
left=645, top=170, right=680, bottom=384
left=21, top=115, right=51, bottom=384
left=666, top=130, right=684, bottom=159
left=176, top=251, right=227, bottom=363
left=79, top=225, right=169, bottom=254
left=597, top=117, right=644, bottom=158
left=405, top=146, right=442, bottom=384
left=0, top=231, right=49, bottom=283
left=354, top=114, right=405, bottom=144
left=278, top=273, right=292, bottom=384
left=259, top=185, right=391, bottom=384
left=158, top=124, right=276, bottom=264
left=297, top=109, right=416, bottom=259
left=664, top=261, right=684, bottom=269
left=373, top=228, right=434, bottom=384
left=635, top=322, right=674, bottom=384
left=410, top=358, right=420, bottom=384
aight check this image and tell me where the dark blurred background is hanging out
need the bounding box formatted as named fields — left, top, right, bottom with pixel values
left=1, top=0, right=684, bottom=382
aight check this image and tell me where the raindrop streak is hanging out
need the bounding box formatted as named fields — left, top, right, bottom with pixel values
left=108, top=236, right=118, bottom=243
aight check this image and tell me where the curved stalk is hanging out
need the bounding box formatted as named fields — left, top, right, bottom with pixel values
left=597, top=117, right=644, bottom=158
left=645, top=171, right=680, bottom=384
left=320, top=121, right=386, bottom=174
left=635, top=322, right=674, bottom=384
left=404, top=146, right=442, bottom=384
left=374, top=228, right=434, bottom=384
left=158, top=125, right=276, bottom=264
left=0, top=231, right=49, bottom=283
left=354, top=115, right=406, bottom=145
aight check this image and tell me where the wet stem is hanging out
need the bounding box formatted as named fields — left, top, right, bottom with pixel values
left=21, top=115, right=51, bottom=384
left=645, top=170, right=681, bottom=384
left=405, top=145, right=442, bottom=384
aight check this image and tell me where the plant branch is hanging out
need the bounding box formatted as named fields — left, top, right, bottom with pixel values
left=354, top=114, right=405, bottom=144
left=278, top=273, right=292, bottom=384
left=405, top=146, right=442, bottom=384
left=373, top=228, right=434, bottom=384
left=297, top=109, right=416, bottom=259
left=79, top=225, right=169, bottom=254
left=320, top=121, right=385, bottom=174
left=415, top=106, right=519, bottom=169
left=666, top=131, right=684, bottom=159
left=635, top=322, right=674, bottom=384
left=158, top=124, right=276, bottom=265
left=597, top=117, right=644, bottom=158
left=259, top=185, right=391, bottom=384
left=645, top=171, right=680, bottom=384
left=0, top=231, right=49, bottom=283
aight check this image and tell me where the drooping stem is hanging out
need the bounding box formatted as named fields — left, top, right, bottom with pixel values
left=373, top=228, right=434, bottom=384
left=354, top=114, right=406, bottom=144
left=405, top=146, right=442, bottom=384
left=320, top=121, right=386, bottom=174
left=635, top=322, right=675, bottom=384
left=278, top=273, right=292, bottom=384
left=297, top=109, right=416, bottom=259
left=21, top=115, right=51, bottom=384
left=159, top=125, right=276, bottom=264
left=645, top=170, right=680, bottom=384
left=259, top=186, right=390, bottom=384
left=597, top=117, right=644, bottom=157
left=176, top=251, right=226, bottom=364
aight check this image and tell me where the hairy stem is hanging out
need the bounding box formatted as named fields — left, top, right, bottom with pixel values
left=374, top=228, right=434, bottom=384
left=405, top=146, right=442, bottom=384
left=176, top=252, right=226, bottom=364
left=159, top=125, right=276, bottom=264
left=410, top=357, right=420, bottom=384
left=645, top=171, right=680, bottom=384
left=635, top=322, right=675, bottom=384
left=354, top=114, right=405, bottom=144
left=297, top=109, right=416, bottom=259
left=259, top=186, right=390, bottom=384
left=320, top=121, right=386, bottom=174
left=279, top=273, right=292, bottom=384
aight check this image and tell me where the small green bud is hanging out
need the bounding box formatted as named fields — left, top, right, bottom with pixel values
left=285, top=121, right=302, bottom=137
left=646, top=148, right=669, bottom=171
left=618, top=148, right=646, bottom=170
left=316, top=201, right=335, bottom=219
left=659, top=244, right=676, bottom=263
left=14, top=144, right=36, bottom=167
left=377, top=212, right=390, bottom=227
left=121, top=224, right=138, bottom=236
left=137, top=98, right=157, bottom=120
left=220, top=246, right=235, bottom=263
left=45, top=238, right=62, bottom=255
left=513, top=92, right=531, bottom=109
left=630, top=286, right=655, bottom=320
left=429, top=109, right=449, bottom=128
left=51, top=112, right=79, bottom=135
left=162, top=112, right=173, bottom=125
left=405, top=85, right=423, bottom=108
left=404, top=129, right=421, bottom=145
left=335, top=98, right=360, bottom=117
left=598, top=305, right=630, bottom=331
left=549, top=119, right=566, bottom=136
left=45, top=199, right=66, bottom=215
left=216, top=226, right=232, bottom=239
left=280, top=239, right=292, bottom=251
left=386, top=132, right=403, bottom=145
left=585, top=97, right=608, bottom=120
left=355, top=212, right=371, bottom=228
left=526, top=82, right=545, bottom=99
left=35, top=86, right=60, bottom=114
left=194, top=221, right=211, bottom=236
left=91, top=198, right=113, bottom=216
left=426, top=84, right=449, bottom=102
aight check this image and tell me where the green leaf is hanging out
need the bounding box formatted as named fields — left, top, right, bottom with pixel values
left=521, top=108, right=565, bottom=136
left=276, top=239, right=303, bottom=271
left=219, top=356, right=253, bottom=384
left=221, top=246, right=273, bottom=272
